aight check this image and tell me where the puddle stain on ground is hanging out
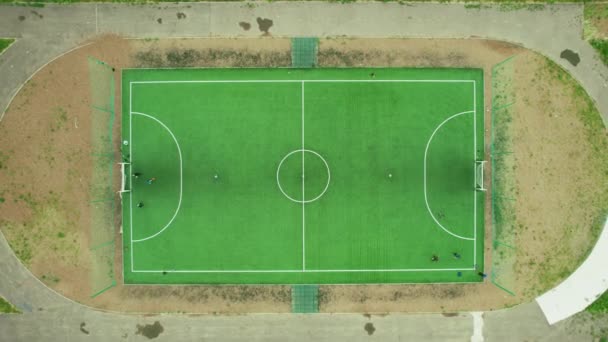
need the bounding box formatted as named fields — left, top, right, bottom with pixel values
left=239, top=22, right=251, bottom=31
left=256, top=17, right=273, bottom=35
left=364, top=322, right=376, bottom=335
left=135, top=321, right=164, bottom=339
left=80, top=322, right=90, bottom=335
left=560, top=49, right=580, bottom=66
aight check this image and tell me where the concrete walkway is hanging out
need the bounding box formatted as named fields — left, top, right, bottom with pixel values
left=537, top=218, right=608, bottom=324
left=1, top=2, right=607, bottom=340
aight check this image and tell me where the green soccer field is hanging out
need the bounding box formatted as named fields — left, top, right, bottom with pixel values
left=121, top=67, right=485, bottom=284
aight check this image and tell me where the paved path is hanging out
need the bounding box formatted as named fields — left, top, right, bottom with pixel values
left=1, top=2, right=607, bottom=341
left=537, top=218, right=608, bottom=324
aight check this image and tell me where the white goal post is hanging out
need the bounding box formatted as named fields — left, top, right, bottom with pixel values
left=118, top=162, right=131, bottom=198
left=475, top=160, right=487, bottom=191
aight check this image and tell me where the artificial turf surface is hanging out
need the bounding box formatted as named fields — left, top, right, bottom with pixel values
left=121, top=68, right=484, bottom=284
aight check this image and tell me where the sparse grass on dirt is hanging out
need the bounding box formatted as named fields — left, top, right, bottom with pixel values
left=2, top=192, right=79, bottom=267
left=0, top=39, right=15, bottom=55
left=584, top=3, right=608, bottom=39
left=509, top=55, right=608, bottom=299
left=0, top=296, right=20, bottom=314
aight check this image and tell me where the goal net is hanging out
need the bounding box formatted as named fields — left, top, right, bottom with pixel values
left=476, top=160, right=487, bottom=191
left=118, top=162, right=131, bottom=198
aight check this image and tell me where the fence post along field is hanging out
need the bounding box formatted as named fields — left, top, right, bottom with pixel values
left=490, top=55, right=518, bottom=296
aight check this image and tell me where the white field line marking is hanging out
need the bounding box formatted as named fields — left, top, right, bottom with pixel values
left=473, top=81, right=478, bottom=266
left=129, top=80, right=476, bottom=274
left=424, top=110, right=475, bottom=241
left=131, top=79, right=476, bottom=84
left=276, top=149, right=331, bottom=204
left=129, top=82, right=133, bottom=272
left=130, top=111, right=183, bottom=243
left=132, top=267, right=477, bottom=273
left=301, top=81, right=306, bottom=271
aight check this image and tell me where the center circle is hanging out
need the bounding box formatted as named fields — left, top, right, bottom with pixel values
left=276, top=149, right=331, bottom=204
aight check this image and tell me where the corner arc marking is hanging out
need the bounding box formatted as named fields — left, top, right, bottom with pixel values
left=131, top=111, right=183, bottom=243
left=424, top=110, right=475, bottom=241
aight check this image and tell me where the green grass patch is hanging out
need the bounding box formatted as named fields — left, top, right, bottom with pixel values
left=0, top=296, right=20, bottom=314
left=0, top=39, right=14, bottom=55
left=585, top=3, right=608, bottom=21
left=590, top=39, right=608, bottom=67
left=588, top=290, right=608, bottom=314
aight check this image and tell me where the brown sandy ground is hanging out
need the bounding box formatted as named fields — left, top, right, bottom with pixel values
left=0, top=36, right=606, bottom=314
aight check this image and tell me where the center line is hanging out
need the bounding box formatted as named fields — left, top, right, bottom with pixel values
left=301, top=81, right=306, bottom=271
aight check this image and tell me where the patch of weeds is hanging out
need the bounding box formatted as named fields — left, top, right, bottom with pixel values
left=0, top=151, right=8, bottom=169
left=318, top=48, right=368, bottom=67
left=499, top=3, right=545, bottom=12
left=18, top=192, right=37, bottom=209
left=41, top=274, right=60, bottom=284
left=590, top=39, right=608, bottom=67
left=584, top=3, right=608, bottom=22
left=50, top=107, right=68, bottom=132
left=6, top=227, right=33, bottom=265
left=0, top=38, right=15, bottom=55
left=166, top=49, right=201, bottom=67
left=57, top=232, right=65, bottom=238
left=10, top=2, right=45, bottom=8
left=464, top=3, right=481, bottom=9
left=0, top=296, right=20, bottom=314
left=134, top=50, right=164, bottom=68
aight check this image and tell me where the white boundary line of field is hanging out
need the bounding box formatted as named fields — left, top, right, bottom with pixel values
left=473, top=81, right=478, bottom=267
left=127, top=79, right=480, bottom=274
left=301, top=81, right=306, bottom=271
left=132, top=267, right=477, bottom=273
left=130, top=111, right=184, bottom=243
left=129, top=82, right=133, bottom=272
left=130, top=79, right=475, bottom=84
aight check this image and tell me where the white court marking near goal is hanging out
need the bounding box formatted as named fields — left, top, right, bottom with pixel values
left=128, top=79, right=479, bottom=274
left=423, top=110, right=476, bottom=241
left=130, top=111, right=184, bottom=244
